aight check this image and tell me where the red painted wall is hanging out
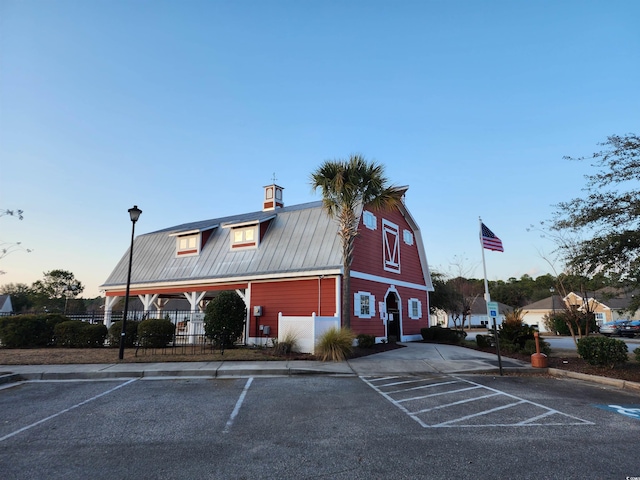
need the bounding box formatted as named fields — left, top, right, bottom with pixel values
left=351, top=276, right=429, bottom=338
left=346, top=204, right=430, bottom=338
left=249, top=277, right=337, bottom=336
left=351, top=206, right=426, bottom=286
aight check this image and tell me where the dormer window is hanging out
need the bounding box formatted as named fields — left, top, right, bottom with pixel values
left=232, top=225, right=258, bottom=249
left=170, top=226, right=216, bottom=257
left=176, top=233, right=200, bottom=256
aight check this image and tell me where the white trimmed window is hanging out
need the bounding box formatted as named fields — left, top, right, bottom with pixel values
left=176, top=234, right=200, bottom=256
left=408, top=298, right=422, bottom=320
left=354, top=291, right=376, bottom=319
left=363, top=211, right=377, bottom=230
left=382, top=219, right=401, bottom=273
left=231, top=225, right=258, bottom=249
left=403, top=229, right=414, bottom=246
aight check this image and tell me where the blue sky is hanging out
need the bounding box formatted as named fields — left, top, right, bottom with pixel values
left=1, top=0, right=638, bottom=297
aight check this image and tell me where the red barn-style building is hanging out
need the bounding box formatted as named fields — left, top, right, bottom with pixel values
left=101, top=184, right=434, bottom=346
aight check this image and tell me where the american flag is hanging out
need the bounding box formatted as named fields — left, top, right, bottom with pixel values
left=481, top=223, right=504, bottom=252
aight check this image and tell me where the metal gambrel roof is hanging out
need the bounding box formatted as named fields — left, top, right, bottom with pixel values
left=101, top=201, right=344, bottom=289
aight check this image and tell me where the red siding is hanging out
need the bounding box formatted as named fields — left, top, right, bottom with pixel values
left=249, top=277, right=337, bottom=336
left=351, top=277, right=429, bottom=337
left=352, top=206, right=426, bottom=287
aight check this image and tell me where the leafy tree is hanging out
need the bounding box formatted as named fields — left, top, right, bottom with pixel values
left=32, top=269, right=84, bottom=299
left=310, top=155, right=404, bottom=328
left=204, top=290, right=246, bottom=347
left=551, top=134, right=640, bottom=296
left=429, top=272, right=460, bottom=323
left=31, top=269, right=84, bottom=313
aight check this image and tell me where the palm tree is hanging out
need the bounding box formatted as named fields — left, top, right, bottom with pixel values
left=310, top=155, right=404, bottom=328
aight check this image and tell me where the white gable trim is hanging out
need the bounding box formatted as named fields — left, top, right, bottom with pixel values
left=351, top=270, right=430, bottom=291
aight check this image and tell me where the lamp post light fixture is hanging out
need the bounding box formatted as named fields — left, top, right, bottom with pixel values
left=118, top=205, right=142, bottom=360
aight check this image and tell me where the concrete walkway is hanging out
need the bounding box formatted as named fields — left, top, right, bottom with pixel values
left=0, top=342, right=535, bottom=381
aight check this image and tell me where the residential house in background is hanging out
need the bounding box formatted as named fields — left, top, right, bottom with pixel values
left=522, top=289, right=640, bottom=333
left=101, top=184, right=434, bottom=351
left=447, top=297, right=510, bottom=329
left=0, top=295, right=13, bottom=315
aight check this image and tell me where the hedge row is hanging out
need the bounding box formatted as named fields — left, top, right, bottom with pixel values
left=0, top=314, right=68, bottom=347
left=0, top=315, right=176, bottom=349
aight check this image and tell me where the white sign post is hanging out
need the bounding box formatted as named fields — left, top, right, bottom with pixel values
left=486, top=301, right=503, bottom=375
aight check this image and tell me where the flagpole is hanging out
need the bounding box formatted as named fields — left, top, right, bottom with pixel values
left=479, top=216, right=503, bottom=375
left=479, top=217, right=490, bottom=304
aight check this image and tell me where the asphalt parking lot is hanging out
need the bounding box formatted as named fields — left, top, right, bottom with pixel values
left=1, top=375, right=639, bottom=480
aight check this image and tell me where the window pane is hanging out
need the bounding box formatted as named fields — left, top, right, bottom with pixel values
left=234, top=230, right=244, bottom=242
left=245, top=228, right=254, bottom=241
left=361, top=295, right=370, bottom=315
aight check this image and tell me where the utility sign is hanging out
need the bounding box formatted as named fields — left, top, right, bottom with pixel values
left=487, top=301, right=499, bottom=318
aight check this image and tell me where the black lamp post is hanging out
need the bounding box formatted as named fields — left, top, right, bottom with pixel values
left=118, top=205, right=142, bottom=360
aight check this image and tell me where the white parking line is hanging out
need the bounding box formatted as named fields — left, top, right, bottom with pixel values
left=413, top=392, right=501, bottom=413
left=432, top=400, right=526, bottom=427
left=0, top=378, right=138, bottom=443
left=387, top=380, right=461, bottom=395
left=361, top=375, right=594, bottom=428
left=223, top=376, right=253, bottom=434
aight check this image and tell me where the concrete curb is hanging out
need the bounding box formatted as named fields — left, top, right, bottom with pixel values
left=8, top=367, right=353, bottom=382
left=546, top=367, right=640, bottom=394
left=0, top=373, right=22, bottom=385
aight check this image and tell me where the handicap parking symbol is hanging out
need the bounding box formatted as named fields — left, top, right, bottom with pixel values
left=595, top=404, right=640, bottom=420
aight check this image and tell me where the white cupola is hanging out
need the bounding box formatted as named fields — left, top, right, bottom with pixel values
left=263, top=184, right=284, bottom=211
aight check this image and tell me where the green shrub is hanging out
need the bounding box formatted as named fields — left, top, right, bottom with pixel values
left=476, top=334, right=491, bottom=348
left=84, top=324, right=108, bottom=347
left=137, top=318, right=175, bottom=348
left=420, top=326, right=466, bottom=343
left=53, top=321, right=107, bottom=348
left=356, top=334, right=376, bottom=348
left=498, top=322, right=535, bottom=350
left=108, top=320, right=140, bottom=348
left=54, top=321, right=86, bottom=347
left=0, top=314, right=67, bottom=348
left=316, top=327, right=354, bottom=362
left=499, top=340, right=518, bottom=354
left=204, top=291, right=246, bottom=348
left=635, top=347, right=640, bottom=363
left=273, top=330, right=299, bottom=355
left=576, top=336, right=628, bottom=368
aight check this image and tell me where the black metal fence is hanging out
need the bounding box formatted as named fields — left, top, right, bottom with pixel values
left=133, top=332, right=216, bottom=357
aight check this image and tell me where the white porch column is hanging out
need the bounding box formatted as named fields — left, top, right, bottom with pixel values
left=103, top=296, right=120, bottom=328
left=238, top=286, right=250, bottom=345
left=184, top=291, right=207, bottom=344
left=138, top=293, right=159, bottom=317
left=153, top=297, right=169, bottom=318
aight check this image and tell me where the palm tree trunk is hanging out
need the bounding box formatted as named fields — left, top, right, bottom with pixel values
left=342, top=266, right=351, bottom=329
